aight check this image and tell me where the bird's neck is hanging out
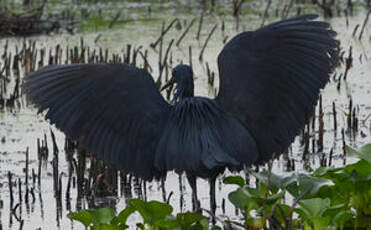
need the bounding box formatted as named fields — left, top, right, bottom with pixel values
left=173, top=80, right=194, bottom=102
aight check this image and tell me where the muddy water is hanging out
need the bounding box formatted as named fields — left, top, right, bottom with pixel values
left=1, top=7, right=371, bottom=230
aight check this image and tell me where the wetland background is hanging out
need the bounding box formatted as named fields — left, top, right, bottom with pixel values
left=1, top=0, right=371, bottom=229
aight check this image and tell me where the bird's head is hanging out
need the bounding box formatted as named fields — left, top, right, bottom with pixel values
left=161, top=64, right=194, bottom=102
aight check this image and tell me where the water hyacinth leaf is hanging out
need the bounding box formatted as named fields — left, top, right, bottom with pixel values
left=311, top=217, right=331, bottom=230
left=295, top=198, right=333, bottom=230
left=350, top=186, right=371, bottom=215
left=312, top=166, right=343, bottom=177
left=145, top=201, right=173, bottom=222
left=246, top=186, right=266, bottom=198
left=187, top=218, right=209, bottom=230
left=189, top=225, right=203, bottom=230
left=223, top=176, right=245, bottom=187
left=199, top=218, right=210, bottom=229
left=88, top=208, right=116, bottom=226
left=359, top=144, right=371, bottom=163
left=268, top=173, right=334, bottom=198
left=228, top=187, right=259, bottom=210
left=117, top=224, right=129, bottom=230
left=332, top=210, right=355, bottom=227
left=115, top=206, right=136, bottom=226
left=296, top=174, right=333, bottom=197
left=99, top=224, right=122, bottom=230
left=323, top=204, right=354, bottom=226
left=252, top=171, right=333, bottom=198
left=67, top=210, right=93, bottom=228
left=129, top=199, right=151, bottom=223
left=246, top=218, right=266, bottom=229
left=346, top=144, right=371, bottom=163
left=136, top=223, right=145, bottom=230
left=312, top=168, right=352, bottom=191
left=156, top=219, right=180, bottom=229
left=345, top=145, right=360, bottom=158
left=322, top=203, right=348, bottom=216
left=250, top=187, right=285, bottom=208
left=253, top=171, right=297, bottom=190
left=265, top=191, right=285, bottom=204
left=294, top=207, right=311, bottom=222
left=176, top=212, right=205, bottom=228
left=129, top=199, right=173, bottom=224
left=346, top=159, right=371, bottom=177
left=297, top=198, right=330, bottom=217
left=312, top=167, right=362, bottom=205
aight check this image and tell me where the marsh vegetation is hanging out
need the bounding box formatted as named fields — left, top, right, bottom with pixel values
left=1, top=0, right=371, bottom=229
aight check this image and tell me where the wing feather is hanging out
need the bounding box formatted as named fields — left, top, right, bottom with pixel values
left=216, top=15, right=339, bottom=162
left=23, top=63, right=171, bottom=179
left=154, top=97, right=258, bottom=177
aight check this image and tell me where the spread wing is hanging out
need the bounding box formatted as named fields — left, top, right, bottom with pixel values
left=216, top=14, right=339, bottom=162
left=23, top=63, right=171, bottom=179
left=154, top=97, right=259, bottom=178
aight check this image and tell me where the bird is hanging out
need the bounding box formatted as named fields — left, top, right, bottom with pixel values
left=22, top=14, right=339, bottom=213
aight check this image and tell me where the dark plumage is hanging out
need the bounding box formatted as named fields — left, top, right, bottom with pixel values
left=22, top=14, right=339, bottom=212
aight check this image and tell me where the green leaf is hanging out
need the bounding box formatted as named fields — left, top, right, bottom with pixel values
left=346, top=144, right=371, bottom=163
left=223, top=176, right=245, bottom=187
left=115, top=206, right=135, bottom=225
left=312, top=166, right=342, bottom=177
left=129, top=199, right=151, bottom=223
left=228, top=187, right=259, bottom=211
left=246, top=218, right=266, bottom=229
left=332, top=210, right=355, bottom=227
left=189, top=225, right=204, bottom=230
left=360, top=144, right=371, bottom=163
left=296, top=174, right=333, bottom=197
left=100, top=224, right=122, bottom=230
left=263, top=173, right=334, bottom=198
left=136, top=223, right=145, bottom=230
left=146, top=201, right=173, bottom=221
left=129, top=199, right=173, bottom=225
left=312, top=216, right=331, bottom=230
left=345, top=159, right=371, bottom=177
left=91, top=224, right=100, bottom=230
left=199, top=218, right=209, bottom=230
left=268, top=204, right=291, bottom=224
left=88, top=208, right=116, bottom=226
left=265, top=190, right=285, bottom=203
left=295, top=198, right=333, bottom=229
left=176, top=212, right=209, bottom=230
left=67, top=210, right=93, bottom=228
left=297, top=198, right=330, bottom=217
left=156, top=219, right=180, bottom=229
left=116, top=223, right=129, bottom=230
left=253, top=171, right=297, bottom=190
left=345, top=145, right=361, bottom=158
left=188, top=219, right=209, bottom=230
left=253, top=171, right=333, bottom=198
left=176, top=212, right=205, bottom=229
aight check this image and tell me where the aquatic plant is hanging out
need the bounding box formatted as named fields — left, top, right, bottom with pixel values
left=68, top=199, right=218, bottom=230
left=67, top=143, right=371, bottom=230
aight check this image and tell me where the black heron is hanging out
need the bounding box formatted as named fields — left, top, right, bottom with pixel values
left=23, top=14, right=339, bottom=212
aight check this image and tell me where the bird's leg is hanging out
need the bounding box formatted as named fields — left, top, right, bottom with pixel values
left=161, top=177, right=167, bottom=202
left=179, top=174, right=184, bottom=212
left=186, top=174, right=201, bottom=213
left=209, top=174, right=217, bottom=216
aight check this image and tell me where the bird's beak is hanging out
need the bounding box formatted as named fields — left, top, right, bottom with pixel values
left=161, top=77, right=175, bottom=91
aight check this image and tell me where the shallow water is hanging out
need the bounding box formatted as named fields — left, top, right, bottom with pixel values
left=1, top=3, right=371, bottom=229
